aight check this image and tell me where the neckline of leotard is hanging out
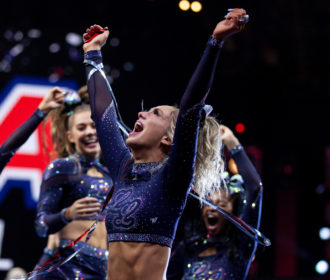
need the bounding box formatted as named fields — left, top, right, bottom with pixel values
left=72, top=152, right=102, bottom=171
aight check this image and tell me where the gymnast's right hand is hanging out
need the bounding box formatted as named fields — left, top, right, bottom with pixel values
left=64, top=197, right=101, bottom=220
left=83, top=24, right=110, bottom=53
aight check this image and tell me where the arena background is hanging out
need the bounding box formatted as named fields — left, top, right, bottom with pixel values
left=0, top=0, right=329, bottom=279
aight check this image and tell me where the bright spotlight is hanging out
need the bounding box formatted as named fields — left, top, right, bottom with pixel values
left=28, top=29, right=42, bottom=39
left=319, top=227, right=330, bottom=240
left=110, top=37, right=120, bottom=47
left=65, top=33, right=82, bottom=46
left=49, top=43, right=61, bottom=53
left=191, top=1, right=202, bottom=13
left=315, top=260, right=329, bottom=275
left=179, top=0, right=190, bottom=11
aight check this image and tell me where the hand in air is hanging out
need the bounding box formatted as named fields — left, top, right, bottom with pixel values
left=83, top=25, right=110, bottom=52
left=38, top=87, right=65, bottom=114
left=65, top=197, right=101, bottom=221
left=220, top=125, right=240, bottom=150
left=213, top=8, right=248, bottom=40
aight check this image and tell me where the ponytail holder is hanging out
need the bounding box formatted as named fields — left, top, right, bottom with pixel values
left=200, top=104, right=213, bottom=128
left=203, top=104, right=213, bottom=117
left=61, top=90, right=83, bottom=115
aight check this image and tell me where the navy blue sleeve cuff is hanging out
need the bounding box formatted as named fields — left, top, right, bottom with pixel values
left=35, top=108, right=47, bottom=119
left=229, top=145, right=244, bottom=156
left=208, top=36, right=224, bottom=48
left=84, top=50, right=102, bottom=61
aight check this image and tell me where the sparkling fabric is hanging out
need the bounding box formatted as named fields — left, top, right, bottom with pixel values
left=0, top=108, right=45, bottom=174
left=167, top=148, right=263, bottom=280
left=35, top=153, right=113, bottom=237
left=35, top=239, right=108, bottom=280
left=85, top=37, right=222, bottom=248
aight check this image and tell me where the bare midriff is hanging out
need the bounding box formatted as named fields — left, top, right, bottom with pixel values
left=107, top=241, right=171, bottom=280
left=60, top=220, right=107, bottom=250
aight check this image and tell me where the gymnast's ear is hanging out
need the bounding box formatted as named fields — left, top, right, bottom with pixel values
left=66, top=130, right=74, bottom=143
left=160, top=135, right=172, bottom=147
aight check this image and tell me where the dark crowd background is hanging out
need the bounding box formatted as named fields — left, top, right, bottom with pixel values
left=0, top=0, right=329, bottom=279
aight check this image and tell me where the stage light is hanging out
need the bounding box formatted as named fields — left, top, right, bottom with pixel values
left=315, top=260, right=329, bottom=275
left=65, top=33, right=82, bottom=46
left=283, top=164, right=293, bottom=175
left=9, top=44, right=24, bottom=57
left=179, top=0, right=190, bottom=11
left=235, top=123, right=245, bottom=133
left=110, top=37, right=120, bottom=47
left=191, top=1, right=202, bottom=13
left=111, top=68, right=121, bottom=79
left=27, top=29, right=42, bottom=39
left=4, top=29, right=14, bottom=41
left=315, top=184, right=326, bottom=195
left=123, top=62, right=134, bottom=72
left=14, top=31, right=23, bottom=41
left=48, top=73, right=60, bottom=83
left=68, top=48, right=81, bottom=61
left=319, top=227, right=330, bottom=240
left=49, top=43, right=61, bottom=53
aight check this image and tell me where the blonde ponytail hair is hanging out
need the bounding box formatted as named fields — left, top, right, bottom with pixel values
left=166, top=107, right=225, bottom=201
left=43, top=86, right=91, bottom=158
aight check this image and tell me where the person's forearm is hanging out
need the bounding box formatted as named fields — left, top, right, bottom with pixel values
left=0, top=108, right=46, bottom=174
left=180, top=37, right=223, bottom=112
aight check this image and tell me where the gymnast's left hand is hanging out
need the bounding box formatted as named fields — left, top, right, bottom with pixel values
left=220, top=125, right=240, bottom=150
left=83, top=24, right=110, bottom=53
left=213, top=8, right=247, bottom=40
left=38, top=87, right=64, bottom=114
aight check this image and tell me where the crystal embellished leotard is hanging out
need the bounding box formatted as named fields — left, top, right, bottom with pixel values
left=84, top=37, right=223, bottom=248
left=167, top=146, right=263, bottom=280
left=35, top=153, right=113, bottom=237
left=34, top=153, right=112, bottom=279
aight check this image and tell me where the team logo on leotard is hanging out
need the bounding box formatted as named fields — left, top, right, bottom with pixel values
left=183, top=261, right=224, bottom=280
left=110, top=188, right=142, bottom=229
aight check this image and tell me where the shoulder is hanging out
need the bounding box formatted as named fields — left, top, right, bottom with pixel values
left=43, top=156, right=80, bottom=181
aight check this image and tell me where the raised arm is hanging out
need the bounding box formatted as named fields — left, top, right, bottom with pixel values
left=0, top=87, right=64, bottom=174
left=82, top=26, right=131, bottom=178
left=167, top=9, right=248, bottom=193
left=221, top=125, right=263, bottom=228
left=180, top=8, right=247, bottom=112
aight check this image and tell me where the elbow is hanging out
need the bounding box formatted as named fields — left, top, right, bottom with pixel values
left=35, top=215, right=49, bottom=238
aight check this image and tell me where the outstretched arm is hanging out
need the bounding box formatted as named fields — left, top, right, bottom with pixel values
left=0, top=87, right=64, bottom=174
left=168, top=9, right=247, bottom=193
left=180, top=8, right=247, bottom=112
left=221, top=125, right=263, bottom=229
left=82, top=26, right=131, bottom=179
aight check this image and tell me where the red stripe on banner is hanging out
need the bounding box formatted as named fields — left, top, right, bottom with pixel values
left=275, top=188, right=298, bottom=277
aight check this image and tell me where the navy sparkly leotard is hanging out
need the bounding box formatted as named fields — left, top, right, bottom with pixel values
left=0, top=108, right=46, bottom=174
left=35, top=153, right=113, bottom=237
left=34, top=153, right=112, bottom=279
left=84, top=37, right=223, bottom=248
left=167, top=146, right=263, bottom=280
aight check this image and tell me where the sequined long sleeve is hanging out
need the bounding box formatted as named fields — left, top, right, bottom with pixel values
left=166, top=37, right=223, bottom=194
left=0, top=108, right=45, bottom=174
left=84, top=50, right=131, bottom=179
left=35, top=160, right=74, bottom=237
left=230, top=146, right=263, bottom=231
left=230, top=145, right=263, bottom=273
